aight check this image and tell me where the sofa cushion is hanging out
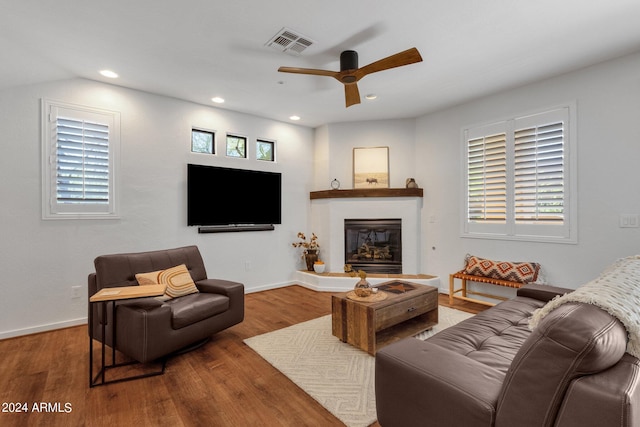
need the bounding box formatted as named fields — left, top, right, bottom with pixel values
left=426, top=296, right=546, bottom=375
left=376, top=338, right=505, bottom=427
left=136, top=264, right=199, bottom=299
left=165, top=292, right=230, bottom=329
left=463, top=254, right=540, bottom=284
left=94, top=245, right=208, bottom=288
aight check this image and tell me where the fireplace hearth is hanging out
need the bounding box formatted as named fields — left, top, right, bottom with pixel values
left=344, top=218, right=402, bottom=274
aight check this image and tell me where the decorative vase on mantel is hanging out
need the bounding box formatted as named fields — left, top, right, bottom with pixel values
left=304, top=249, right=319, bottom=271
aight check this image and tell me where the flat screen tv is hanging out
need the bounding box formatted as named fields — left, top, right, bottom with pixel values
left=187, top=164, right=282, bottom=227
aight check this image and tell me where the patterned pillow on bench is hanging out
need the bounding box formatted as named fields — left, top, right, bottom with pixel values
left=463, top=254, right=541, bottom=284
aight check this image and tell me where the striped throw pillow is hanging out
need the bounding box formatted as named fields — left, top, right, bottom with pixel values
left=136, top=264, right=199, bottom=299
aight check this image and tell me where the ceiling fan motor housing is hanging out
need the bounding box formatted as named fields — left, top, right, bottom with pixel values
left=340, top=50, right=358, bottom=71
left=340, top=50, right=359, bottom=83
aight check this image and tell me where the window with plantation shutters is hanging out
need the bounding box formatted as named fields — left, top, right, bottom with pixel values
left=42, top=100, right=120, bottom=219
left=514, top=119, right=564, bottom=223
left=467, top=132, right=507, bottom=222
left=56, top=118, right=110, bottom=204
left=463, top=106, right=576, bottom=243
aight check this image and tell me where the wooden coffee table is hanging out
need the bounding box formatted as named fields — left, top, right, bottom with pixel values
left=331, top=280, right=438, bottom=355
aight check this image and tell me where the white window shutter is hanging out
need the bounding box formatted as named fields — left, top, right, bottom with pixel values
left=42, top=99, right=120, bottom=219
left=463, top=105, right=575, bottom=243
left=514, top=120, right=564, bottom=223
left=467, top=132, right=507, bottom=222
left=56, top=117, right=110, bottom=204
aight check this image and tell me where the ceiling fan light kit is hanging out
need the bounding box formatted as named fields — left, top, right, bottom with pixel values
left=278, top=47, right=423, bottom=108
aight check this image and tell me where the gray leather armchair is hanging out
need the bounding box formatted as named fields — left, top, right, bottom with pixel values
left=88, top=245, right=244, bottom=364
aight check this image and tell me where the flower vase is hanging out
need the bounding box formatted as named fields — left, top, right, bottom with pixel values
left=304, top=249, right=318, bottom=271
left=354, top=278, right=372, bottom=297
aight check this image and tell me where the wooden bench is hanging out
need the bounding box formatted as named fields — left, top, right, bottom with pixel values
left=449, top=271, right=524, bottom=307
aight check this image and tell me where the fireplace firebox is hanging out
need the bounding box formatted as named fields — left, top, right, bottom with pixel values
left=344, top=219, right=402, bottom=274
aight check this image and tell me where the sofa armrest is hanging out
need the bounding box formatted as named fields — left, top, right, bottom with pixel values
left=196, top=278, right=244, bottom=323
left=376, top=338, right=503, bottom=427
left=116, top=303, right=173, bottom=363
left=516, top=283, right=572, bottom=302
left=554, top=353, right=640, bottom=427
left=196, top=278, right=244, bottom=297
left=495, top=303, right=627, bottom=427
left=117, top=296, right=164, bottom=309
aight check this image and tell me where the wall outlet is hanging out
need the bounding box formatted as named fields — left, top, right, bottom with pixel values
left=244, top=261, right=252, bottom=271
left=71, top=286, right=82, bottom=299
left=619, top=214, right=639, bottom=228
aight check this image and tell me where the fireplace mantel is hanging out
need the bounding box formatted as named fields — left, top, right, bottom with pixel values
left=309, top=189, right=423, bottom=276
left=310, top=188, right=423, bottom=200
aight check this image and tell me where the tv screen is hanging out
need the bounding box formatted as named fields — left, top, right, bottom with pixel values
left=187, top=164, right=282, bottom=226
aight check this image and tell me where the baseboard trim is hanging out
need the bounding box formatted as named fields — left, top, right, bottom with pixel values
left=0, top=317, right=87, bottom=340
left=292, top=270, right=441, bottom=293
left=245, top=280, right=296, bottom=294
left=1, top=276, right=445, bottom=339
left=247, top=273, right=444, bottom=294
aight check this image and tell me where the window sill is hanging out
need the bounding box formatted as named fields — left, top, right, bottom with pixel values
left=461, top=232, right=577, bottom=245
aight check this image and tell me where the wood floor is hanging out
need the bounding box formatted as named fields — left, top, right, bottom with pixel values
left=0, top=286, right=487, bottom=427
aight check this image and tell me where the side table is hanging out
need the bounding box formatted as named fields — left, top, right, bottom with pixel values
left=89, top=284, right=165, bottom=387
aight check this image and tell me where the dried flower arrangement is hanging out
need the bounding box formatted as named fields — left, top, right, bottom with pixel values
left=291, top=232, right=319, bottom=253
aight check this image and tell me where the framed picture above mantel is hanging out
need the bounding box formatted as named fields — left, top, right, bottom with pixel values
left=353, top=146, right=389, bottom=189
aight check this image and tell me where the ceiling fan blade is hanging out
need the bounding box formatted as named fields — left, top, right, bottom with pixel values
left=278, top=66, right=339, bottom=78
left=355, top=47, right=423, bottom=79
left=344, top=83, right=361, bottom=108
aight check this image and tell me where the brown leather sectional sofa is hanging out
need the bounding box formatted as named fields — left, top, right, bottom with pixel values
left=88, top=245, right=244, bottom=364
left=375, top=284, right=640, bottom=427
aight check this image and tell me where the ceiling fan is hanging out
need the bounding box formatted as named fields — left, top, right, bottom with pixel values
left=278, top=47, right=423, bottom=108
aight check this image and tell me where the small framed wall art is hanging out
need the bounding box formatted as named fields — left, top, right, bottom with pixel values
left=353, top=146, right=389, bottom=188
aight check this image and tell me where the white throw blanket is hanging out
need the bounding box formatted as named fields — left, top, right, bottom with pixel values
left=530, top=255, right=640, bottom=358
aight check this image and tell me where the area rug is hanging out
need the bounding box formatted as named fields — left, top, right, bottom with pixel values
left=243, top=306, right=474, bottom=427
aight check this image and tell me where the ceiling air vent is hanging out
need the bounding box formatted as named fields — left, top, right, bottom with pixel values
left=266, top=27, right=314, bottom=55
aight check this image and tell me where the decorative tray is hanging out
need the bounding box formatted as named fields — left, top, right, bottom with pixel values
left=346, top=290, right=388, bottom=302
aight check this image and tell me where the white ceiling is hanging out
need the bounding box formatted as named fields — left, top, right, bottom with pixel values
left=2, top=0, right=640, bottom=128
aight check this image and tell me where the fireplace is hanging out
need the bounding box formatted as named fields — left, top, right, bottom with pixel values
left=344, top=219, right=402, bottom=274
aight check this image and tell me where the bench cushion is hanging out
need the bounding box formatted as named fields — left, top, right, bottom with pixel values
left=463, top=254, right=540, bottom=284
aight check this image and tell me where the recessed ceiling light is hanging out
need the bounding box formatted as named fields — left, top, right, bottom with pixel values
left=99, top=70, right=119, bottom=79
left=365, top=94, right=377, bottom=100
left=289, top=115, right=301, bottom=121
left=211, top=97, right=225, bottom=104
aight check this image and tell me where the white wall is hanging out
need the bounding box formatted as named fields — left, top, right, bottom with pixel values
left=313, top=119, right=417, bottom=191
left=310, top=118, right=420, bottom=274
left=310, top=197, right=422, bottom=274
left=0, top=78, right=314, bottom=338
left=416, top=51, right=640, bottom=291
left=3, top=51, right=640, bottom=338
